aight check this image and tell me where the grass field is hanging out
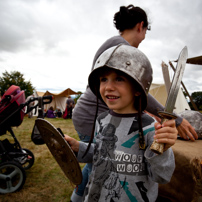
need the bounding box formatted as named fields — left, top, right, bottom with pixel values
left=0, top=117, right=84, bottom=202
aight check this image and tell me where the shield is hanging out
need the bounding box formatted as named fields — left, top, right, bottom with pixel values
left=35, top=118, right=82, bottom=185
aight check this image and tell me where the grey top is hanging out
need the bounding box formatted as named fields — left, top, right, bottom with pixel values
left=66, top=97, right=75, bottom=107
left=72, top=35, right=183, bottom=137
left=77, top=110, right=175, bottom=202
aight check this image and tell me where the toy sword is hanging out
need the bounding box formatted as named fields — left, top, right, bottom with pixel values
left=150, top=46, right=188, bottom=154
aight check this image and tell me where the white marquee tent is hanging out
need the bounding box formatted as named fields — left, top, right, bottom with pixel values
left=35, top=88, right=80, bottom=113
left=149, top=83, right=190, bottom=113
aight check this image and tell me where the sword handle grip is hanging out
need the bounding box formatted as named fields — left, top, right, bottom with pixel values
left=150, top=111, right=177, bottom=154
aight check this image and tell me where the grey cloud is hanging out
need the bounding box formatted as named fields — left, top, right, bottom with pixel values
left=0, top=0, right=201, bottom=94
left=0, top=0, right=72, bottom=53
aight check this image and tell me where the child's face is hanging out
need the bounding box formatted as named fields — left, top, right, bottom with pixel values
left=99, top=69, right=138, bottom=114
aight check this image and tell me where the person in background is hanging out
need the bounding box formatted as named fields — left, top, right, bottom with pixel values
left=56, top=109, right=62, bottom=118
left=70, top=4, right=197, bottom=202
left=65, top=44, right=177, bottom=202
left=46, top=106, right=56, bottom=118
left=44, top=109, right=47, bottom=117
left=66, top=95, right=75, bottom=119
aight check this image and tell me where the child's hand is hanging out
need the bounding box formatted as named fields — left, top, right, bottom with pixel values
left=64, top=135, right=79, bottom=152
left=153, top=119, right=177, bottom=151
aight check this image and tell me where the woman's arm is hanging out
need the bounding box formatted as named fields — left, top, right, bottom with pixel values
left=146, top=93, right=197, bottom=140
left=146, top=94, right=183, bottom=124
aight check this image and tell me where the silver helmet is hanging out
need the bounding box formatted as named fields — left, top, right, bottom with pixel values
left=88, top=44, right=153, bottom=111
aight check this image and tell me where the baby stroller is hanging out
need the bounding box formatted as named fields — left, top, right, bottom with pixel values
left=0, top=85, right=52, bottom=194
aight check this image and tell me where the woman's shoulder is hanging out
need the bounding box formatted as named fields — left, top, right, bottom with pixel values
left=102, top=35, right=129, bottom=47
left=92, top=36, right=129, bottom=65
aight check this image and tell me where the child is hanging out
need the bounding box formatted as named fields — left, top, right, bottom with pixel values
left=65, top=44, right=177, bottom=202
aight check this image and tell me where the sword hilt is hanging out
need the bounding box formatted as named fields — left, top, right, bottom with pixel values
left=150, top=111, right=177, bottom=154
left=158, top=111, right=177, bottom=121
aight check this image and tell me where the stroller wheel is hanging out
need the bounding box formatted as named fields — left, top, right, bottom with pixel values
left=0, top=161, right=26, bottom=194
left=20, top=148, right=35, bottom=170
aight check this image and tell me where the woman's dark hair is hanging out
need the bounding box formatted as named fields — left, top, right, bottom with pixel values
left=113, top=5, right=149, bottom=32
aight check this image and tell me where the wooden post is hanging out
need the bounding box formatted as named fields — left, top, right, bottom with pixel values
left=161, top=61, right=171, bottom=95
left=169, top=61, right=198, bottom=111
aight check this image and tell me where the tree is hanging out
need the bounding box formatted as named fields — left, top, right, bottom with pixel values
left=74, top=91, right=83, bottom=104
left=0, top=71, right=35, bottom=98
left=191, top=91, right=202, bottom=110
left=182, top=88, right=188, bottom=99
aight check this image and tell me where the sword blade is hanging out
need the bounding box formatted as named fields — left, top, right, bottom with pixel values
left=164, top=46, right=188, bottom=113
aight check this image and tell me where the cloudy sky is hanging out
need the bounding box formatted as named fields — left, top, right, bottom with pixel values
left=0, top=0, right=202, bottom=95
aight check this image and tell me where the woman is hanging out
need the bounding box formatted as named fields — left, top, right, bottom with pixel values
left=71, top=5, right=197, bottom=202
